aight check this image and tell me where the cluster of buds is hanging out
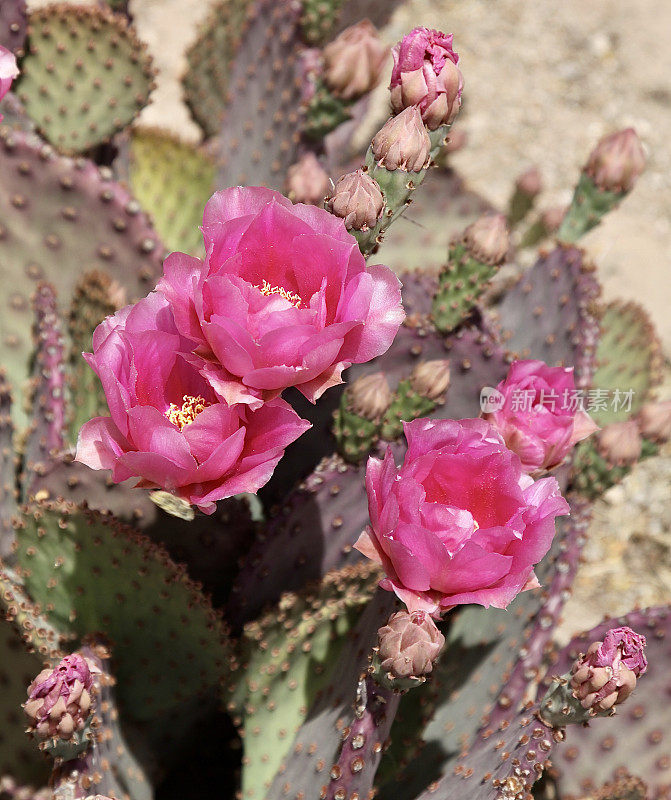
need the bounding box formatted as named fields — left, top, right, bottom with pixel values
left=374, top=610, right=445, bottom=689
left=23, top=654, right=98, bottom=742
left=570, top=627, right=647, bottom=712
left=585, top=128, right=646, bottom=194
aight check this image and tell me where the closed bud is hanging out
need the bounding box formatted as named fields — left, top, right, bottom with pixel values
left=326, top=169, right=384, bottom=231
left=371, top=107, right=431, bottom=172
left=463, top=213, right=509, bottom=266
left=389, top=27, right=463, bottom=130
left=377, top=610, right=445, bottom=680
left=410, top=359, right=450, bottom=400
left=570, top=627, right=647, bottom=713
left=515, top=166, right=543, bottom=198
left=636, top=400, right=671, bottom=443
left=541, top=205, right=566, bottom=234
left=286, top=153, right=330, bottom=206
left=322, top=20, right=388, bottom=101
left=347, top=372, right=392, bottom=420
left=596, top=420, right=642, bottom=466
left=585, top=128, right=645, bottom=193
left=24, top=654, right=98, bottom=741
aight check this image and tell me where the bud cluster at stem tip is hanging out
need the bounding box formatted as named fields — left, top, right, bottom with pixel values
left=585, top=128, right=645, bottom=193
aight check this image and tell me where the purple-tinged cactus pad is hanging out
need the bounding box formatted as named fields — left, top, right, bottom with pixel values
left=492, top=244, right=601, bottom=388
left=0, top=130, right=164, bottom=428
left=0, top=0, right=26, bottom=56
left=543, top=605, right=671, bottom=798
left=213, top=0, right=303, bottom=190
left=0, top=371, right=16, bottom=558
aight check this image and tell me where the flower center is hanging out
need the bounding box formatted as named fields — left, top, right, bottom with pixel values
left=255, top=279, right=302, bottom=308
left=165, top=395, right=211, bottom=430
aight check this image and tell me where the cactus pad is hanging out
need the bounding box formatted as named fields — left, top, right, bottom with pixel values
left=0, top=372, right=17, bottom=558
left=0, top=130, right=164, bottom=428
left=17, top=4, right=155, bottom=154
left=13, top=501, right=230, bottom=723
left=182, top=0, right=251, bottom=139
left=128, top=127, right=215, bottom=256
left=227, top=562, right=382, bottom=800
left=0, top=0, right=27, bottom=56
left=544, top=605, right=671, bottom=798
left=493, top=244, right=601, bottom=387
left=213, top=0, right=303, bottom=190
left=589, top=301, right=662, bottom=427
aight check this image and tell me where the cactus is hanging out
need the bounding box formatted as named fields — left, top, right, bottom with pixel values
left=0, top=0, right=27, bottom=56
left=127, top=127, right=215, bottom=256
left=16, top=4, right=155, bottom=155
left=0, top=9, right=668, bottom=800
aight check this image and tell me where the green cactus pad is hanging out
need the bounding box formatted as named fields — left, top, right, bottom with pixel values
left=0, top=566, right=63, bottom=784
left=590, top=300, right=662, bottom=427
left=16, top=4, right=155, bottom=154
left=557, top=172, right=625, bottom=243
left=300, top=0, right=344, bottom=44
left=432, top=241, right=500, bottom=333
left=570, top=437, right=658, bottom=500
left=0, top=129, right=164, bottom=429
left=0, top=0, right=27, bottom=56
left=227, top=561, right=381, bottom=800
left=379, top=379, right=436, bottom=441
left=332, top=399, right=380, bottom=463
left=304, top=80, right=353, bottom=140
left=129, top=127, right=215, bottom=256
left=13, top=501, right=230, bottom=723
left=182, top=0, right=251, bottom=139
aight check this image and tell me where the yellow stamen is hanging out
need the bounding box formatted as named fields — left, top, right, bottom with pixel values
left=256, top=279, right=302, bottom=308
left=165, top=395, right=211, bottom=430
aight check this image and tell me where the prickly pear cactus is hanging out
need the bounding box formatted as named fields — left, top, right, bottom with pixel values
left=17, top=4, right=155, bottom=154
left=0, top=9, right=667, bottom=800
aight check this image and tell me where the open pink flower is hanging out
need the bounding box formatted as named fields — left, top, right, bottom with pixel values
left=483, top=360, right=598, bottom=474
left=0, top=46, right=19, bottom=121
left=389, top=27, right=463, bottom=130
left=355, top=418, right=569, bottom=616
left=157, top=187, right=404, bottom=408
left=75, top=292, right=310, bottom=514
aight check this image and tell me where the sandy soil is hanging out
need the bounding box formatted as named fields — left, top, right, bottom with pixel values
left=26, top=0, right=671, bottom=638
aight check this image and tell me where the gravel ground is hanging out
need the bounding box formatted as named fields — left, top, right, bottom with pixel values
left=26, top=0, right=671, bottom=639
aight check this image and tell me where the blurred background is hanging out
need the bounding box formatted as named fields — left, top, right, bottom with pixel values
left=25, top=0, right=671, bottom=635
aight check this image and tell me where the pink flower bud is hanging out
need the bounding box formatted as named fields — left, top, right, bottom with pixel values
left=636, top=400, right=671, bottom=443
left=516, top=166, right=543, bottom=198
left=390, top=27, right=463, bottom=130
left=377, top=610, right=445, bottom=679
left=410, top=359, right=450, bottom=400
left=585, top=128, right=646, bottom=193
left=285, top=153, right=330, bottom=206
left=24, top=654, right=98, bottom=741
left=347, top=372, right=392, bottom=420
left=0, top=46, right=19, bottom=121
left=371, top=106, right=431, bottom=172
left=596, top=420, right=642, bottom=466
left=541, top=205, right=566, bottom=234
left=445, top=126, right=467, bottom=154
left=570, top=627, right=647, bottom=712
left=462, top=213, right=510, bottom=266
left=326, top=169, right=384, bottom=231
left=322, top=20, right=388, bottom=101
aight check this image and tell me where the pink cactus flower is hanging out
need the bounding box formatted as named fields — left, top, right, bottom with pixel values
left=389, top=27, right=463, bottom=130
left=570, top=626, right=647, bottom=712
left=75, top=292, right=310, bottom=514
left=0, top=46, right=19, bottom=121
left=482, top=360, right=598, bottom=474
left=24, top=654, right=96, bottom=740
left=158, top=187, right=404, bottom=407
left=355, top=418, right=570, bottom=616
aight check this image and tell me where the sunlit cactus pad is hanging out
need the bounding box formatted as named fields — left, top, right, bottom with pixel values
left=16, top=4, right=155, bottom=154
